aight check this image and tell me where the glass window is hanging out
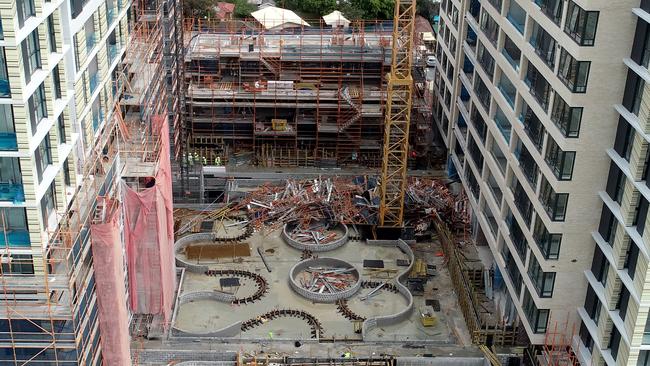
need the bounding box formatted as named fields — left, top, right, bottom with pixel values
left=1, top=254, right=34, bottom=275
left=598, top=204, right=617, bottom=245
left=525, top=62, right=552, bottom=111
left=539, top=177, right=569, bottom=221
left=480, top=11, right=499, bottom=46
left=523, top=289, right=550, bottom=333
left=557, top=48, right=591, bottom=93
left=605, top=162, right=626, bottom=204
left=474, top=75, right=491, bottom=110
left=47, top=15, right=57, bottom=53
left=545, top=138, right=575, bottom=180
left=550, top=93, right=582, bottom=137
left=22, top=30, right=41, bottom=83
left=520, top=101, right=546, bottom=151
left=29, top=83, right=48, bottom=135
left=624, top=242, right=640, bottom=280
left=591, top=245, right=609, bottom=285
left=530, top=22, right=557, bottom=69
left=642, top=25, right=650, bottom=68
left=613, top=117, right=634, bottom=161
left=564, top=1, right=599, bottom=46
left=506, top=1, right=525, bottom=34
left=0, top=48, right=10, bottom=98
left=16, top=0, right=35, bottom=28
left=35, top=133, right=52, bottom=183
left=476, top=42, right=495, bottom=79
left=498, top=74, right=516, bottom=107
left=533, top=216, right=561, bottom=259
left=502, top=36, right=521, bottom=70
left=41, top=181, right=57, bottom=230
left=0, top=105, right=16, bottom=151
left=534, top=0, right=563, bottom=25
left=639, top=350, right=650, bottom=366
left=528, top=255, right=556, bottom=297
left=57, top=115, right=66, bottom=144
left=52, top=66, right=62, bottom=100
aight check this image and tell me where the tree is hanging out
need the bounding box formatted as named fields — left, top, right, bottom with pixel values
left=224, top=0, right=256, bottom=18
left=283, top=0, right=337, bottom=17
left=417, top=0, right=439, bottom=23
left=183, top=0, right=213, bottom=17
left=340, top=0, right=394, bottom=20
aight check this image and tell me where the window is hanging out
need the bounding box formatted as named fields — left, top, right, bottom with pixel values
left=528, top=255, right=556, bottom=297
left=605, top=162, right=626, bottom=204
left=16, top=0, right=35, bottom=28
left=502, top=36, right=521, bottom=70
left=580, top=322, right=594, bottom=353
left=520, top=102, right=546, bottom=151
left=545, top=138, right=575, bottom=180
left=476, top=42, right=495, bottom=79
left=533, top=217, right=561, bottom=259
left=0, top=48, right=10, bottom=98
left=474, top=76, right=491, bottom=110
left=467, top=135, right=484, bottom=171
left=22, top=30, right=41, bottom=83
left=584, top=285, right=601, bottom=322
left=57, top=115, right=66, bottom=144
left=0, top=105, right=16, bottom=151
left=626, top=72, right=645, bottom=116
left=52, top=66, right=62, bottom=99
left=517, top=142, right=539, bottom=187
left=613, top=117, right=634, bottom=161
left=471, top=106, right=487, bottom=143
left=480, top=11, right=499, bottom=46
left=508, top=214, right=527, bottom=261
left=564, top=1, right=599, bottom=46
left=598, top=204, right=617, bottom=245
left=1, top=254, right=34, bottom=275
left=610, top=327, right=622, bottom=361
left=557, top=49, right=590, bottom=93
left=35, top=134, right=52, bottom=183
left=640, top=22, right=650, bottom=68
left=63, top=159, right=71, bottom=187
left=636, top=197, right=650, bottom=235
left=494, top=107, right=512, bottom=142
left=525, top=63, right=552, bottom=111
left=591, top=246, right=609, bottom=284
left=507, top=1, right=525, bottom=34
left=41, top=182, right=57, bottom=230
left=29, top=84, right=48, bottom=135
left=539, top=177, right=569, bottom=221
left=624, top=241, right=640, bottom=280
left=534, top=0, right=563, bottom=24
left=550, top=93, right=582, bottom=137
left=639, top=350, right=650, bottom=366
left=498, top=75, right=516, bottom=107
left=530, top=22, right=557, bottom=69
left=47, top=15, right=57, bottom=53
left=513, top=180, right=533, bottom=226
left=616, top=286, right=631, bottom=321
left=523, top=289, right=549, bottom=333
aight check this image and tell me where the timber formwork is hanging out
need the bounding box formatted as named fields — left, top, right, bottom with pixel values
left=181, top=18, right=432, bottom=169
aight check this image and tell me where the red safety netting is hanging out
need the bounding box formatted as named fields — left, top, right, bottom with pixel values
left=123, top=115, right=176, bottom=323
left=90, top=205, right=132, bottom=366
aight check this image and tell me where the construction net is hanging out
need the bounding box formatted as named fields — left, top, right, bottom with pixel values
left=122, top=116, right=176, bottom=322
left=90, top=203, right=132, bottom=366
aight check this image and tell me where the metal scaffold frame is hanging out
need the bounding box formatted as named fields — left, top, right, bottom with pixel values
left=178, top=16, right=430, bottom=171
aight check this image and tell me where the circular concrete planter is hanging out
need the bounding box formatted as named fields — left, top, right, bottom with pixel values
left=282, top=222, right=349, bottom=252
left=289, top=257, right=361, bottom=303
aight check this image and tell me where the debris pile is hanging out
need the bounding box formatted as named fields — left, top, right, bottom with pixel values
left=286, top=220, right=342, bottom=245
left=297, top=266, right=357, bottom=294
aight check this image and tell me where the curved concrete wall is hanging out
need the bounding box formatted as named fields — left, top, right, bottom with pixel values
left=282, top=223, right=349, bottom=252
left=174, top=233, right=214, bottom=272
left=289, top=257, right=361, bottom=303
left=177, top=291, right=236, bottom=304
left=171, top=320, right=242, bottom=338
left=361, top=239, right=414, bottom=339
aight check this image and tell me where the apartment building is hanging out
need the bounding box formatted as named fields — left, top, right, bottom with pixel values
left=0, top=0, right=153, bottom=365
left=434, top=0, right=641, bottom=360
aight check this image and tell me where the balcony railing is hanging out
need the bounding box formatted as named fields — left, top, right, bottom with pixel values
left=0, top=229, right=30, bottom=247
left=0, top=183, right=25, bottom=203
left=0, top=78, right=11, bottom=98
left=0, top=132, right=18, bottom=151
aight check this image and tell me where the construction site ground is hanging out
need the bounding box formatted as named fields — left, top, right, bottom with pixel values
left=170, top=225, right=472, bottom=345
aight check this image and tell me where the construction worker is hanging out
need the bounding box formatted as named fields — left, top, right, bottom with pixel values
left=187, top=153, right=193, bottom=166
left=202, top=156, right=207, bottom=165
left=268, top=331, right=273, bottom=340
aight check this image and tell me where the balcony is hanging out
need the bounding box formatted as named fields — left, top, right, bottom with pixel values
left=0, top=183, right=24, bottom=203
left=525, top=65, right=552, bottom=111
left=518, top=145, right=540, bottom=187
left=508, top=215, right=527, bottom=261
left=513, top=182, right=533, bottom=225
left=530, top=23, right=557, bottom=69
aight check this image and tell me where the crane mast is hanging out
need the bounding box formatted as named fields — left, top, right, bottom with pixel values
left=378, top=0, right=417, bottom=227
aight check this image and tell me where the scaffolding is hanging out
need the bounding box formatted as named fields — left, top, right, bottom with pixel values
left=179, top=17, right=431, bottom=170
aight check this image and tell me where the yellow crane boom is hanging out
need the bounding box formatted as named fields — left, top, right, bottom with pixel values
left=379, top=0, right=417, bottom=227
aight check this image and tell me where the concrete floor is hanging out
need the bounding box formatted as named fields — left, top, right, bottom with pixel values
left=172, top=227, right=472, bottom=345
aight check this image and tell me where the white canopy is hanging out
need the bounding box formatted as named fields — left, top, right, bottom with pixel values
left=322, top=10, right=350, bottom=28
left=251, top=6, right=310, bottom=30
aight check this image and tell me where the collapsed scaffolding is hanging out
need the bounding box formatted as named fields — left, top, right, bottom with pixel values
left=179, top=17, right=432, bottom=170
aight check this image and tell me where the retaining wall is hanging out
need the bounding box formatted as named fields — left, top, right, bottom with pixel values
left=282, top=223, right=349, bottom=252
left=289, top=257, right=361, bottom=303
left=361, top=239, right=414, bottom=339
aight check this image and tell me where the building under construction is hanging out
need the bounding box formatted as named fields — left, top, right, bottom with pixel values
left=179, top=17, right=433, bottom=169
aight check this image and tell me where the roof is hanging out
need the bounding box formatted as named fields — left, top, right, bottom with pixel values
left=251, top=6, right=310, bottom=30
left=322, top=10, right=350, bottom=27
left=216, top=1, right=235, bottom=12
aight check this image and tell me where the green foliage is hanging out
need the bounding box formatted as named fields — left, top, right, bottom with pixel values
left=416, top=0, right=439, bottom=23
left=283, top=0, right=337, bottom=17
left=225, top=0, right=256, bottom=18
left=183, top=0, right=255, bottom=18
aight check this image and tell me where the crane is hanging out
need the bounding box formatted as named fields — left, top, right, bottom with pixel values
left=378, top=0, right=417, bottom=228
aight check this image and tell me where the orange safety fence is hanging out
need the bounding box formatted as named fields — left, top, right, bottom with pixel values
left=122, top=115, right=175, bottom=323
left=90, top=200, right=132, bottom=366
